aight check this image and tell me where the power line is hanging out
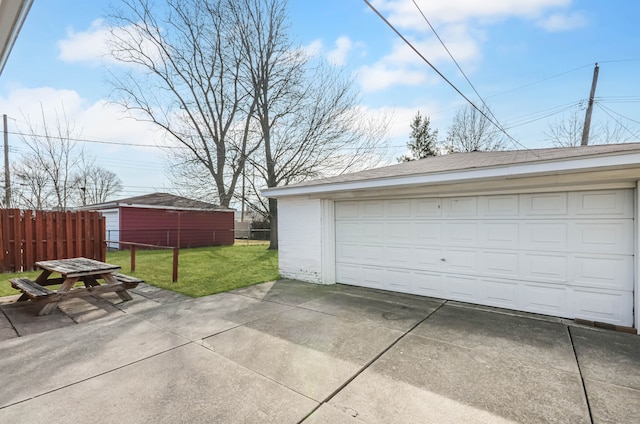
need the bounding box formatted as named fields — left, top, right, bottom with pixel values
left=411, top=0, right=503, bottom=128
left=596, top=103, right=640, bottom=136
left=486, top=64, right=594, bottom=99
left=363, top=0, right=532, bottom=153
left=503, top=101, right=582, bottom=130
left=7, top=129, right=185, bottom=150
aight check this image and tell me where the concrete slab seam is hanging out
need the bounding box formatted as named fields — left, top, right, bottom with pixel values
left=0, top=340, right=192, bottom=411
left=568, top=326, right=594, bottom=424
left=226, top=291, right=300, bottom=307
left=0, top=305, right=18, bottom=337
left=194, top=341, right=320, bottom=404
left=297, top=300, right=449, bottom=424
left=190, top=303, right=294, bottom=342
left=445, top=301, right=565, bottom=324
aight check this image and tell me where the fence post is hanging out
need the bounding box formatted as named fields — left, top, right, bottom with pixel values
left=131, top=245, right=136, bottom=272
left=172, top=248, right=179, bottom=282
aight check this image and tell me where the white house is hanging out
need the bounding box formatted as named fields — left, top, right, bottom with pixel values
left=263, top=143, right=640, bottom=333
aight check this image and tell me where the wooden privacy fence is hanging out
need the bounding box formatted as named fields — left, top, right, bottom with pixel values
left=0, top=209, right=106, bottom=273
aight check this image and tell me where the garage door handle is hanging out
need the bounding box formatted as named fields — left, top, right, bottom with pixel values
left=440, top=258, right=446, bottom=262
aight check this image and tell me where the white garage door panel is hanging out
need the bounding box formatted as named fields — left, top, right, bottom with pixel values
left=481, top=195, right=519, bottom=216
left=335, top=263, right=360, bottom=284
left=573, top=288, right=633, bottom=324
left=386, top=199, right=412, bottom=217
left=335, top=190, right=634, bottom=326
left=521, top=284, right=568, bottom=314
left=414, top=247, right=443, bottom=268
left=522, top=193, right=568, bottom=216
left=444, top=249, right=477, bottom=272
left=335, top=221, right=358, bottom=242
left=480, top=251, right=519, bottom=277
left=413, top=198, right=442, bottom=217
left=571, top=221, right=633, bottom=253
left=444, top=275, right=478, bottom=301
left=413, top=272, right=442, bottom=296
left=385, top=268, right=412, bottom=292
left=575, top=190, right=633, bottom=216
left=444, top=222, right=478, bottom=244
left=385, top=246, right=412, bottom=265
left=520, top=253, right=568, bottom=282
left=481, top=223, right=519, bottom=248
left=445, top=197, right=478, bottom=216
left=481, top=279, right=519, bottom=308
left=571, top=255, right=634, bottom=291
left=336, top=243, right=358, bottom=261
left=414, top=222, right=442, bottom=243
left=522, top=223, right=569, bottom=250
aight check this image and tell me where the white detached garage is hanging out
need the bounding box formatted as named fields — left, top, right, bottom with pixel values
left=263, top=144, right=640, bottom=332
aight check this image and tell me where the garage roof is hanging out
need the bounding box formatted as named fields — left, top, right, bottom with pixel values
left=263, top=143, right=640, bottom=198
left=78, top=192, right=235, bottom=212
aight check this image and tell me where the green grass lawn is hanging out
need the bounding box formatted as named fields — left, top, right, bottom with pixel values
left=0, top=244, right=279, bottom=298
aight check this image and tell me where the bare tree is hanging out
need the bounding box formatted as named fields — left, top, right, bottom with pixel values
left=11, top=105, right=123, bottom=209
left=232, top=0, right=387, bottom=249
left=108, top=0, right=387, bottom=249
left=445, top=105, right=506, bottom=152
left=17, top=106, right=79, bottom=210
left=11, top=157, right=53, bottom=209
left=72, top=156, right=123, bottom=206
left=545, top=107, right=631, bottom=147
left=106, top=0, right=260, bottom=208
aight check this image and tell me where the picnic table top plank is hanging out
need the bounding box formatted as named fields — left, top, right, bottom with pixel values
left=35, top=257, right=121, bottom=277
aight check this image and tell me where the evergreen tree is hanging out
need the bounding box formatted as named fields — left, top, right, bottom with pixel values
left=399, top=112, right=438, bottom=162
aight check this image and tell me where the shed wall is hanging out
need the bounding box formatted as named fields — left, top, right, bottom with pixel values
left=119, top=207, right=234, bottom=248
left=278, top=197, right=323, bottom=283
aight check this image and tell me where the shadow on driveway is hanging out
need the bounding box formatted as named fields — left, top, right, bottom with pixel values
left=0, top=279, right=638, bottom=423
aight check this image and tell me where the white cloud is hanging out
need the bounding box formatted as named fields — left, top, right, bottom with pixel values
left=536, top=11, right=588, bottom=32
left=0, top=87, right=168, bottom=192
left=304, top=39, right=324, bottom=57
left=57, top=19, right=163, bottom=68
left=370, top=0, right=572, bottom=28
left=327, top=36, right=353, bottom=66
left=358, top=63, right=428, bottom=92
left=357, top=29, right=480, bottom=92
left=57, top=19, right=111, bottom=65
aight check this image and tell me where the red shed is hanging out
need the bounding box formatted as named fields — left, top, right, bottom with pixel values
left=79, top=193, right=235, bottom=249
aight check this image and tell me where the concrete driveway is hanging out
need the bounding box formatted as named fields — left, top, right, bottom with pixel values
left=0, top=279, right=638, bottom=423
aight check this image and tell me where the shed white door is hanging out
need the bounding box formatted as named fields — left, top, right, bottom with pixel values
left=101, top=209, right=120, bottom=249
left=335, top=190, right=634, bottom=326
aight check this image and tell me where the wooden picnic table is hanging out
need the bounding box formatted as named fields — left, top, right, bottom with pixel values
left=9, top=257, right=142, bottom=316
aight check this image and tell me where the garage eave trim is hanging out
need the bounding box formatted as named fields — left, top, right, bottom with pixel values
left=263, top=152, right=640, bottom=198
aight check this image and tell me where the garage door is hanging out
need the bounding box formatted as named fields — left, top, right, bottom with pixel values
left=335, top=190, right=634, bottom=326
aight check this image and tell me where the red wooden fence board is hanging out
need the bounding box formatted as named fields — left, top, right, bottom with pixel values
left=0, top=209, right=106, bottom=273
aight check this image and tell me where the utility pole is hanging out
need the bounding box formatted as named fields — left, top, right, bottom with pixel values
left=3, top=114, right=10, bottom=207
left=580, top=63, right=599, bottom=146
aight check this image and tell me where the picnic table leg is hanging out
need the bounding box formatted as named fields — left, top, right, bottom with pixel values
left=35, top=270, right=52, bottom=285
left=83, top=276, right=100, bottom=288
left=101, top=273, right=133, bottom=301
left=38, top=277, right=80, bottom=316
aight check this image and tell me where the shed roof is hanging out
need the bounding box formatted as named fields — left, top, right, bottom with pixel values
left=79, top=192, right=234, bottom=212
left=263, top=143, right=640, bottom=198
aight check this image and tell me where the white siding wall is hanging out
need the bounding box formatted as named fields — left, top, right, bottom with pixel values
left=101, top=209, right=120, bottom=249
left=278, top=196, right=323, bottom=283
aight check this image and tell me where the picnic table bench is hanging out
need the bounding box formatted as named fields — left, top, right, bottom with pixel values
left=9, top=257, right=143, bottom=316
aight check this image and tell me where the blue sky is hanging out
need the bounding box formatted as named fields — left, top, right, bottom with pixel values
left=1, top=0, right=639, bottom=197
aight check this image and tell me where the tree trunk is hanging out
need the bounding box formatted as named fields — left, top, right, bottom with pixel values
left=268, top=197, right=278, bottom=250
